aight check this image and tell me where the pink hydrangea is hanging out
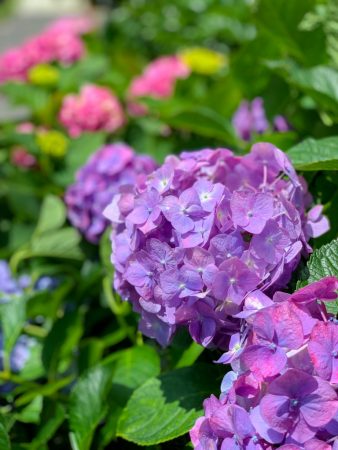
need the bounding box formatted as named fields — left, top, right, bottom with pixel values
left=0, top=16, right=90, bottom=83
left=103, top=143, right=329, bottom=347
left=128, top=55, right=190, bottom=115
left=190, top=276, right=338, bottom=450
left=59, top=84, right=125, bottom=137
left=11, top=147, right=37, bottom=169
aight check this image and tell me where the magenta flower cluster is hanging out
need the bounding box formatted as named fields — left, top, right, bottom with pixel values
left=128, top=55, right=190, bottom=115
left=233, top=98, right=290, bottom=141
left=103, top=143, right=329, bottom=347
left=190, top=277, right=338, bottom=449
left=0, top=17, right=92, bottom=83
left=65, top=143, right=157, bottom=243
left=59, top=84, right=125, bottom=137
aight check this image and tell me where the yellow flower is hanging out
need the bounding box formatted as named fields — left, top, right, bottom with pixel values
left=28, top=64, right=60, bottom=87
left=36, top=130, right=68, bottom=158
left=179, top=47, right=226, bottom=75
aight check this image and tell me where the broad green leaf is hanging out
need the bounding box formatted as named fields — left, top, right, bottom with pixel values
left=0, top=414, right=10, bottom=450
left=0, top=298, right=26, bottom=367
left=306, top=238, right=338, bottom=315
left=35, top=195, right=66, bottom=236
left=99, top=345, right=161, bottom=446
left=162, top=106, right=237, bottom=145
left=287, top=136, right=338, bottom=170
left=42, top=310, right=84, bottom=377
left=288, top=65, right=338, bottom=112
left=117, top=364, right=222, bottom=445
left=0, top=82, right=49, bottom=112
left=30, top=228, right=84, bottom=260
left=15, top=396, right=43, bottom=424
left=69, top=365, right=113, bottom=450
left=307, top=238, right=338, bottom=282
left=107, top=345, right=161, bottom=392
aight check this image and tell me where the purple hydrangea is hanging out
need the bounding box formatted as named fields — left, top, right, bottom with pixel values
left=232, top=98, right=290, bottom=141
left=0, top=260, right=31, bottom=303
left=65, top=143, right=157, bottom=243
left=190, top=277, right=338, bottom=450
left=104, top=143, right=329, bottom=347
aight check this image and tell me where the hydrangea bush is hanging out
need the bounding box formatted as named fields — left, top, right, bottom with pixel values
left=0, top=2, right=338, bottom=449
left=104, top=143, right=328, bottom=346
left=65, top=143, right=157, bottom=243
left=59, top=84, right=125, bottom=137
left=190, top=277, right=338, bottom=449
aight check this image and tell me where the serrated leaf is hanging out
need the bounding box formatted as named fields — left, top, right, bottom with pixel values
left=307, top=238, right=338, bottom=315
left=117, top=364, right=222, bottom=445
left=308, top=238, right=338, bottom=282
left=35, top=195, right=66, bottom=236
left=69, top=365, right=113, bottom=450
left=287, top=136, right=338, bottom=170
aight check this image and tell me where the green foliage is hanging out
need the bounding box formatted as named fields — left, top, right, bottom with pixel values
left=117, top=364, right=222, bottom=445
left=288, top=136, right=338, bottom=170
left=0, top=1, right=337, bottom=449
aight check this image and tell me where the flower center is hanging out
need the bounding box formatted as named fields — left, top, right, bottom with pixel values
left=290, top=399, right=299, bottom=410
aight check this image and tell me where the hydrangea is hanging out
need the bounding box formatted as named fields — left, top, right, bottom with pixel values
left=233, top=98, right=290, bottom=141
left=11, top=147, right=37, bottom=169
left=65, top=143, right=157, bottom=243
left=128, top=55, right=190, bottom=115
left=104, top=143, right=329, bottom=347
left=59, top=85, right=125, bottom=137
left=0, top=260, right=31, bottom=303
left=190, top=277, right=338, bottom=449
left=0, top=16, right=91, bottom=83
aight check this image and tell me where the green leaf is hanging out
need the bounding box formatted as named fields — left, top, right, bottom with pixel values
left=0, top=82, right=49, bottom=112
left=30, top=228, right=84, bottom=260
left=287, top=136, right=338, bottom=170
left=35, top=195, right=66, bottom=236
left=16, top=396, right=43, bottom=424
left=256, top=0, right=326, bottom=65
left=175, top=342, right=204, bottom=368
left=30, top=401, right=65, bottom=449
left=69, top=365, right=113, bottom=450
left=307, top=238, right=338, bottom=282
left=117, top=364, right=222, bottom=445
left=0, top=298, right=26, bottom=368
left=42, top=310, right=84, bottom=377
left=99, top=345, right=160, bottom=447
left=55, top=133, right=106, bottom=186
left=304, top=238, right=338, bottom=314
left=0, top=414, right=11, bottom=450
left=162, top=106, right=237, bottom=145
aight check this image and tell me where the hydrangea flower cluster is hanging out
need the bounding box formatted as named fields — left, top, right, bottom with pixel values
left=233, top=98, right=290, bottom=141
left=104, top=143, right=329, bottom=347
left=65, top=143, right=157, bottom=243
left=0, top=16, right=92, bottom=83
left=59, top=84, right=125, bottom=137
left=128, top=55, right=190, bottom=115
left=190, top=276, right=338, bottom=449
